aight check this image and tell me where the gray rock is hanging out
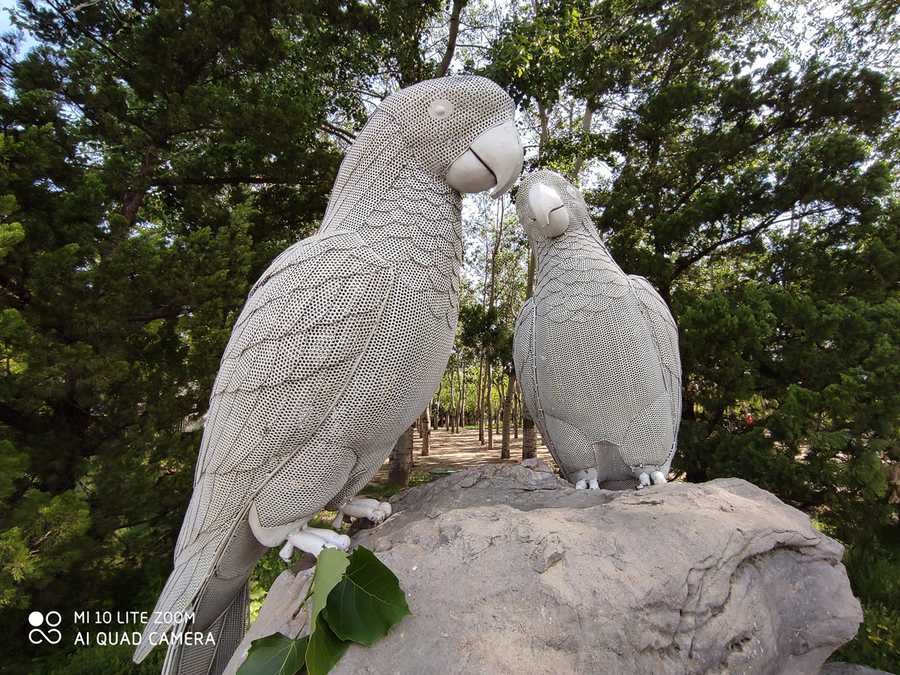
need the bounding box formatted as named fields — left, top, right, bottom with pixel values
left=222, top=564, right=314, bottom=675
left=233, top=460, right=864, bottom=675
left=820, top=664, right=897, bottom=675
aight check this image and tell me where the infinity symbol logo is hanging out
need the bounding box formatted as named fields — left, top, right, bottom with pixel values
left=28, top=611, right=62, bottom=644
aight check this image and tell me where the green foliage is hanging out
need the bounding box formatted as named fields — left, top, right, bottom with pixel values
left=322, top=546, right=411, bottom=645
left=0, top=0, right=446, bottom=669
left=236, top=633, right=309, bottom=675
left=833, top=534, right=900, bottom=672
left=484, top=0, right=900, bottom=667
left=311, top=549, right=350, bottom=630
left=357, top=471, right=441, bottom=502
left=249, top=547, right=296, bottom=622
left=31, top=641, right=165, bottom=675
left=305, top=617, right=349, bottom=675
left=238, top=547, right=409, bottom=675
left=0, top=0, right=898, bottom=669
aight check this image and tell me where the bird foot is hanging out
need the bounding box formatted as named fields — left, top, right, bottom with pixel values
left=636, top=470, right=667, bottom=489
left=331, top=497, right=392, bottom=530
left=570, top=468, right=600, bottom=490
left=278, top=525, right=350, bottom=561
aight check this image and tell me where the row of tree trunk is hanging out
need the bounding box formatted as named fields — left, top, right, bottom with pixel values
left=387, top=386, right=538, bottom=487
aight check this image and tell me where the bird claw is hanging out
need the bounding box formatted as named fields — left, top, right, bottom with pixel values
left=279, top=525, right=350, bottom=561
left=332, top=497, right=392, bottom=529
left=636, top=469, right=668, bottom=489
left=571, top=468, right=600, bottom=490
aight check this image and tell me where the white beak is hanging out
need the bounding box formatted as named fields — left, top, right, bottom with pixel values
left=446, top=120, right=524, bottom=198
left=528, top=182, right=569, bottom=237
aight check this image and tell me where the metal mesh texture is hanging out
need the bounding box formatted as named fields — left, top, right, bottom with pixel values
left=136, top=76, right=519, bottom=671
left=513, top=170, right=682, bottom=489
left=167, top=584, right=248, bottom=675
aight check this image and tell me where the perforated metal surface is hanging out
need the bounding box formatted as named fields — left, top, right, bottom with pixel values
left=135, top=76, right=521, bottom=674
left=513, top=171, right=682, bottom=490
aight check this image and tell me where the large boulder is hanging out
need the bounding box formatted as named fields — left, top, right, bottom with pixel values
left=233, top=460, right=864, bottom=675
left=820, top=665, right=897, bottom=675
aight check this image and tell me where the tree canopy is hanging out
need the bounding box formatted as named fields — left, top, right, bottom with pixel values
left=0, top=0, right=897, bottom=672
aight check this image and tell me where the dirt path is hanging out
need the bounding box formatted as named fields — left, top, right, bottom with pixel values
left=373, top=426, right=553, bottom=478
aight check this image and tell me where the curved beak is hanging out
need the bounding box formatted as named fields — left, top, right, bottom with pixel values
left=446, top=120, right=523, bottom=198
left=528, top=182, right=569, bottom=237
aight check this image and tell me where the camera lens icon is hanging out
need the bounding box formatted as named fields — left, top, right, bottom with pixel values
left=28, top=610, right=62, bottom=644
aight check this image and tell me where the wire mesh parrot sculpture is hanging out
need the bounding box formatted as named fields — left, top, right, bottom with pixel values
left=134, top=75, right=523, bottom=675
left=513, top=170, right=681, bottom=491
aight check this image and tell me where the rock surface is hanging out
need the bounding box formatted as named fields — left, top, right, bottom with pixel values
left=222, top=564, right=314, bottom=675
left=233, top=460, right=864, bottom=675
left=820, top=665, right=897, bottom=675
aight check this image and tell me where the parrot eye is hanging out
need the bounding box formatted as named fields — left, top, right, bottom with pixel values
left=428, top=99, right=454, bottom=120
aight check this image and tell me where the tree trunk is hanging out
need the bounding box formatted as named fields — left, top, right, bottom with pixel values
left=435, top=0, right=466, bottom=77
left=522, top=407, right=537, bottom=460
left=569, top=97, right=597, bottom=181
left=457, top=363, right=465, bottom=431
left=501, top=371, right=515, bottom=459
left=432, top=385, right=440, bottom=430
left=419, top=405, right=431, bottom=456
left=448, top=367, right=455, bottom=432
left=433, top=381, right=440, bottom=431
left=522, top=247, right=537, bottom=459
left=477, top=351, right=485, bottom=444
left=388, top=425, right=415, bottom=487
left=513, top=387, right=519, bottom=439
left=486, top=362, right=493, bottom=451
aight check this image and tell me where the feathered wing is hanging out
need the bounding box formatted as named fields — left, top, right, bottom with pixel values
left=319, top=112, right=405, bottom=235
left=513, top=297, right=570, bottom=478
left=513, top=296, right=541, bottom=428
left=135, top=230, right=395, bottom=664
left=627, top=274, right=682, bottom=457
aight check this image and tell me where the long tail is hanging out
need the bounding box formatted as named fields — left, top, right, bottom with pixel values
left=134, top=516, right=265, bottom=670
left=160, top=583, right=249, bottom=675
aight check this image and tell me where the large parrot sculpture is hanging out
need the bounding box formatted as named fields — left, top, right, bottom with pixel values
left=134, top=75, right=523, bottom=675
left=513, top=170, right=681, bottom=491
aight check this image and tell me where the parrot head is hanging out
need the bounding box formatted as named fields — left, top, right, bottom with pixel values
left=381, top=75, right=523, bottom=198
left=516, top=170, right=590, bottom=241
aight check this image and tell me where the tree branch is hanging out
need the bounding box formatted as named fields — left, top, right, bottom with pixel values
left=568, top=97, right=596, bottom=181
left=670, top=208, right=834, bottom=280
left=436, top=0, right=467, bottom=77
left=321, top=121, right=356, bottom=144
left=125, top=304, right=187, bottom=325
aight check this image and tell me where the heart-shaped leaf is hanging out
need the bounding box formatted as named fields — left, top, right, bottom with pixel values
left=236, top=633, right=308, bottom=675
left=322, top=546, right=411, bottom=645
left=310, top=548, right=349, bottom=635
left=305, top=613, right=351, bottom=675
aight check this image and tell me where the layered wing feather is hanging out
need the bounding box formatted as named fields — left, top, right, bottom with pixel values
left=627, top=275, right=682, bottom=432
left=136, top=230, right=394, bottom=661
left=513, top=297, right=541, bottom=430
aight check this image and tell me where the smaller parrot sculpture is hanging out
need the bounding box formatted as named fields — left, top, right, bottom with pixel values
left=513, top=170, right=681, bottom=490
left=134, top=75, right=523, bottom=675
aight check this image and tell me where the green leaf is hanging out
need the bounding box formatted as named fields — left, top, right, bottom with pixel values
left=306, top=614, right=351, bottom=675
left=236, top=633, right=308, bottom=675
left=310, top=548, right=349, bottom=636
left=322, top=546, right=411, bottom=645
